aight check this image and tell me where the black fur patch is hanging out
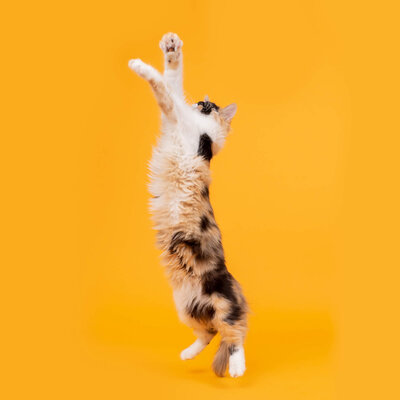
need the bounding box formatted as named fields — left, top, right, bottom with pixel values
left=200, top=215, right=211, bottom=231
left=169, top=231, right=210, bottom=263
left=187, top=301, right=216, bottom=321
left=202, top=268, right=236, bottom=302
left=197, top=101, right=219, bottom=115
left=198, top=133, right=213, bottom=162
left=229, top=345, right=238, bottom=355
left=169, top=231, right=200, bottom=254
left=201, top=186, right=210, bottom=199
left=225, top=302, right=243, bottom=325
left=183, top=238, right=202, bottom=256
left=169, top=231, right=185, bottom=254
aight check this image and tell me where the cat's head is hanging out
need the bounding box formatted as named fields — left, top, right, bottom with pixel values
left=195, top=95, right=237, bottom=125
left=193, top=95, right=237, bottom=156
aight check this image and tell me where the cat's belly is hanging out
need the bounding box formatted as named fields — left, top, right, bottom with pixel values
left=148, top=151, right=209, bottom=229
left=150, top=185, right=192, bottom=228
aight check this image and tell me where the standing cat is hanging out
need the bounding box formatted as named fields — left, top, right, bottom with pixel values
left=128, top=33, right=248, bottom=377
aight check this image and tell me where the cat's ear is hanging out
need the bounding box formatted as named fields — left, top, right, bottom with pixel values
left=220, top=103, right=237, bottom=123
left=204, top=95, right=210, bottom=102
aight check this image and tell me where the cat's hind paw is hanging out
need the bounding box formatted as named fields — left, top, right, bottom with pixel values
left=180, top=339, right=206, bottom=360
left=229, top=360, right=246, bottom=378
left=180, top=347, right=197, bottom=360
left=159, top=32, right=183, bottom=54
left=228, top=347, right=246, bottom=378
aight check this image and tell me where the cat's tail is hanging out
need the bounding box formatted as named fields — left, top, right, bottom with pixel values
left=212, top=341, right=230, bottom=377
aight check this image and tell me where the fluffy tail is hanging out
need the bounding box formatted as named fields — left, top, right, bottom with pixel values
left=212, top=341, right=230, bottom=377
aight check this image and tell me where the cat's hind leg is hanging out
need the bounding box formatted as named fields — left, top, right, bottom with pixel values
left=159, top=33, right=184, bottom=98
left=128, top=58, right=176, bottom=123
left=212, top=321, right=246, bottom=378
left=180, top=327, right=216, bottom=360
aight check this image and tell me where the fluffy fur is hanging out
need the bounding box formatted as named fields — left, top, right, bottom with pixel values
left=129, top=33, right=248, bottom=377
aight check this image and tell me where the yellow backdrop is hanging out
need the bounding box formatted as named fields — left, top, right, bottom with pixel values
left=1, top=1, right=399, bottom=399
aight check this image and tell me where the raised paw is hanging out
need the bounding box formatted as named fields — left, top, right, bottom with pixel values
left=159, top=32, right=183, bottom=54
left=128, top=58, right=148, bottom=78
left=128, top=58, right=154, bottom=80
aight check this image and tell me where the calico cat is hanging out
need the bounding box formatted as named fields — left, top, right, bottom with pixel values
left=128, top=33, right=248, bottom=377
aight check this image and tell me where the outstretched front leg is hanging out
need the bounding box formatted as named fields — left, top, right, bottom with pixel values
left=159, top=33, right=184, bottom=98
left=128, top=59, right=176, bottom=123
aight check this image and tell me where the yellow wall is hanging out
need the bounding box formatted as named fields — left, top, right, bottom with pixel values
left=1, top=1, right=399, bottom=399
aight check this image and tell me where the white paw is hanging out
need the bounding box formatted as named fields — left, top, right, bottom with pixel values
left=128, top=58, right=150, bottom=79
left=159, top=32, right=183, bottom=54
left=229, top=347, right=246, bottom=378
left=229, top=361, right=246, bottom=378
left=180, top=347, right=197, bottom=360
left=180, top=339, right=205, bottom=360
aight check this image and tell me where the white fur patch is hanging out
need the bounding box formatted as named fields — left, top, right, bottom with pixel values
left=128, top=58, right=160, bottom=81
left=229, top=345, right=246, bottom=377
left=180, top=339, right=207, bottom=360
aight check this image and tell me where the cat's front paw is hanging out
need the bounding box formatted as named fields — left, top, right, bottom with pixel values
left=128, top=58, right=151, bottom=79
left=159, top=32, right=183, bottom=54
